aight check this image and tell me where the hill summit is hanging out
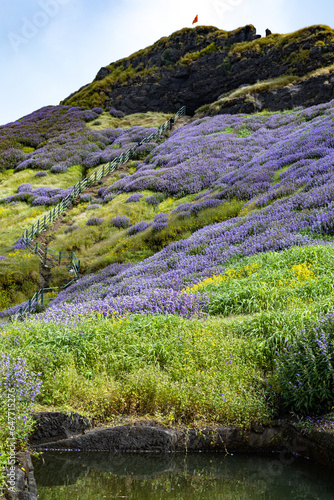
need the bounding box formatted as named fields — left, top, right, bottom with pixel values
left=62, top=24, right=334, bottom=115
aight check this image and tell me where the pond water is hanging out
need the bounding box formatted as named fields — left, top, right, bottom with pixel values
left=33, top=451, right=334, bottom=500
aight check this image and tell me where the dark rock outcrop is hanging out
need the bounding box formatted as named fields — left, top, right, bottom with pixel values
left=62, top=24, right=334, bottom=115
left=30, top=420, right=334, bottom=468
left=29, top=412, right=92, bottom=445
left=200, top=70, right=334, bottom=115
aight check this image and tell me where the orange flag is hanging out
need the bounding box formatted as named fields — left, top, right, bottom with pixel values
left=192, top=15, right=198, bottom=25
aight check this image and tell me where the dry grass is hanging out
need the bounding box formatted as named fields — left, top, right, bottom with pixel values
left=87, top=111, right=173, bottom=131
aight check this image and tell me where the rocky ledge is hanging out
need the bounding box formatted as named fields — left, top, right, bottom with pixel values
left=28, top=413, right=334, bottom=469
left=199, top=70, right=334, bottom=116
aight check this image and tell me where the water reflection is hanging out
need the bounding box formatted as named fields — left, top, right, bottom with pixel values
left=33, top=451, right=334, bottom=499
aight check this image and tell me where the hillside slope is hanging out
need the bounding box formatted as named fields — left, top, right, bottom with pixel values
left=31, top=100, right=334, bottom=317
left=2, top=29, right=334, bottom=461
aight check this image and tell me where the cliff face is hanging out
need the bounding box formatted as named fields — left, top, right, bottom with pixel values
left=62, top=24, right=334, bottom=115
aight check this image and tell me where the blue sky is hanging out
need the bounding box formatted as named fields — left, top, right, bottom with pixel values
left=0, top=0, right=333, bottom=125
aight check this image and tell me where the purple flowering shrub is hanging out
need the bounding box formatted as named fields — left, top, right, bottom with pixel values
left=0, top=354, right=42, bottom=451
left=12, top=238, right=27, bottom=250
left=0, top=353, right=42, bottom=402
left=86, top=217, right=104, bottom=226
left=0, top=148, right=26, bottom=171
left=0, top=255, right=6, bottom=261
left=34, top=171, right=47, bottom=177
left=111, top=215, right=131, bottom=229
left=109, top=107, right=125, bottom=118
left=125, top=193, right=143, bottom=203
left=79, top=193, right=92, bottom=203
left=103, top=194, right=117, bottom=203
left=152, top=213, right=168, bottom=232
left=276, top=312, right=334, bottom=414
left=311, top=206, right=334, bottom=235
left=50, top=164, right=68, bottom=173
left=145, top=195, right=160, bottom=205
left=91, top=107, right=103, bottom=115
left=32, top=196, right=50, bottom=206
left=1, top=186, right=74, bottom=207
left=32, top=289, right=209, bottom=324
left=83, top=110, right=100, bottom=122
left=17, top=183, right=32, bottom=193
left=128, top=221, right=151, bottom=236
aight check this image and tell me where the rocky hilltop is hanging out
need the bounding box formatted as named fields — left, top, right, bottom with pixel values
left=62, top=24, right=334, bottom=115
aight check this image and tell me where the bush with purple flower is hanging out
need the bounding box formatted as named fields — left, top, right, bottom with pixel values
left=12, top=238, right=27, bottom=250
left=152, top=213, right=168, bottom=232
left=91, top=107, right=103, bottom=115
left=128, top=221, right=151, bottom=236
left=145, top=195, right=160, bottom=205
left=276, top=312, right=334, bottom=414
left=79, top=193, right=92, bottom=203
left=0, top=354, right=42, bottom=452
left=50, top=164, right=68, bottom=173
left=110, top=215, right=131, bottom=229
left=109, top=107, right=125, bottom=118
left=86, top=217, right=104, bottom=226
left=125, top=193, right=143, bottom=203
left=17, top=183, right=32, bottom=193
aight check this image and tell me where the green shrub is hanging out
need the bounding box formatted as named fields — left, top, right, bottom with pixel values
left=0, top=250, right=40, bottom=308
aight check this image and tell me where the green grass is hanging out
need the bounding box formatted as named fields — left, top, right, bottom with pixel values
left=179, top=42, right=218, bottom=65
left=0, top=203, right=48, bottom=254
left=273, top=165, right=291, bottom=184
left=186, top=245, right=334, bottom=363
left=1, top=314, right=269, bottom=426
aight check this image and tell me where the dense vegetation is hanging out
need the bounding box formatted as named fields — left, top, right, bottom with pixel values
left=2, top=92, right=334, bottom=479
